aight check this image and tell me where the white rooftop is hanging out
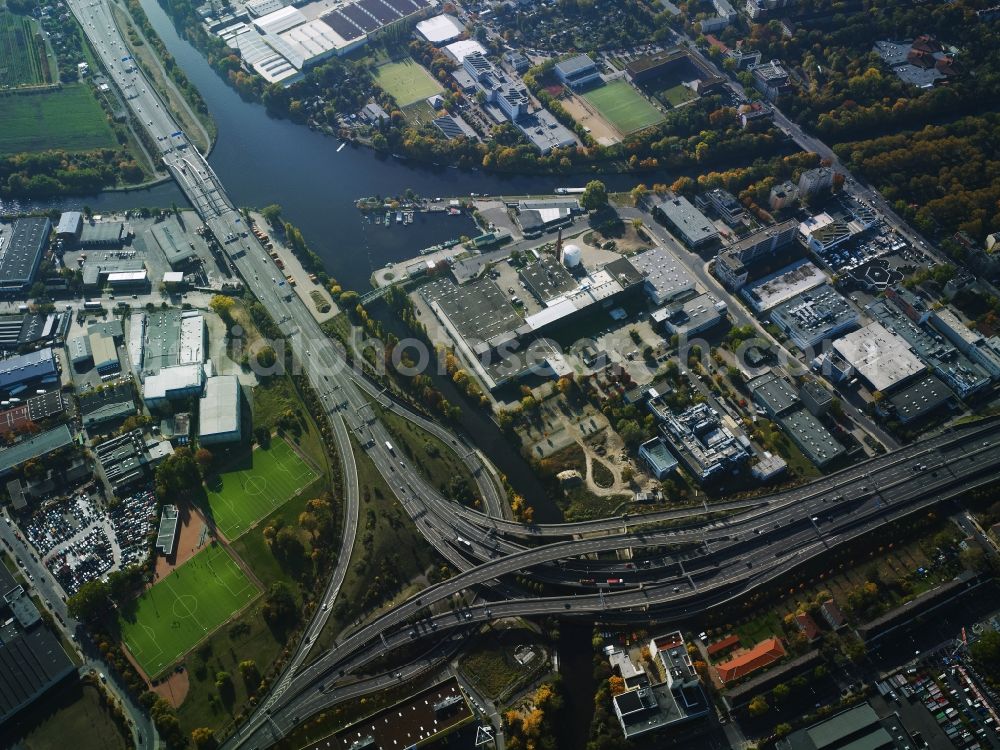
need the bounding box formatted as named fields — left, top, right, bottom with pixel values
left=200, top=375, right=241, bottom=440
left=445, top=39, right=487, bottom=62
left=143, top=364, right=204, bottom=402
left=629, top=247, right=697, bottom=304
left=416, top=14, right=465, bottom=44
left=742, top=259, right=827, bottom=312
left=178, top=311, right=204, bottom=366
left=833, top=322, right=926, bottom=392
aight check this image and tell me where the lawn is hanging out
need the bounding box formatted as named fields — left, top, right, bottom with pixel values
left=0, top=10, right=50, bottom=87
left=0, top=680, right=130, bottom=750
left=582, top=79, right=664, bottom=135
left=204, top=436, right=318, bottom=540
left=374, top=58, right=443, bottom=107
left=659, top=82, right=698, bottom=107
left=120, top=544, right=259, bottom=678
left=0, top=84, right=116, bottom=154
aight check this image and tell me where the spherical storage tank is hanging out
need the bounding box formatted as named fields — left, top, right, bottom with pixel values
left=562, top=243, right=582, bottom=268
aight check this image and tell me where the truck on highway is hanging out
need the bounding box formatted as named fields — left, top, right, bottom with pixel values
left=385, top=441, right=395, bottom=454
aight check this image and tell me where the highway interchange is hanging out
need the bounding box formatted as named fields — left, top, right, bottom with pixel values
left=57, top=3, right=1000, bottom=747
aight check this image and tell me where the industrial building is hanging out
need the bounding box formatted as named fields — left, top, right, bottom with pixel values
left=0, top=347, right=59, bottom=397
left=653, top=292, right=726, bottom=338
left=79, top=382, right=137, bottom=430
left=554, top=54, right=601, bottom=89
left=831, top=322, right=925, bottom=393
left=149, top=222, right=198, bottom=268
left=769, top=285, right=859, bottom=350
left=0, top=217, right=50, bottom=296
left=652, top=400, right=751, bottom=482
left=652, top=195, right=718, bottom=249
left=867, top=298, right=991, bottom=398
left=776, top=702, right=915, bottom=750
left=514, top=198, right=581, bottom=236
left=95, top=429, right=173, bottom=492
left=78, top=221, right=124, bottom=248
left=0, top=311, right=71, bottom=351
left=742, top=259, right=826, bottom=312
left=778, top=408, right=844, bottom=467
left=746, top=370, right=799, bottom=418
left=630, top=247, right=697, bottom=305
left=612, top=631, right=708, bottom=740
left=55, top=211, right=83, bottom=240
left=0, top=424, right=73, bottom=478
left=886, top=373, right=952, bottom=424
left=143, top=364, right=205, bottom=406
left=714, top=219, right=800, bottom=290
left=0, top=391, right=63, bottom=437
left=81, top=256, right=145, bottom=292
left=799, top=378, right=833, bottom=416
left=199, top=375, right=242, bottom=444
left=0, top=564, right=75, bottom=725
left=414, top=13, right=464, bottom=44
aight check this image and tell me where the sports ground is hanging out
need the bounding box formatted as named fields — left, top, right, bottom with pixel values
left=582, top=79, right=664, bottom=135
left=374, top=58, right=443, bottom=107
left=120, top=544, right=259, bottom=677
left=204, top=437, right=317, bottom=540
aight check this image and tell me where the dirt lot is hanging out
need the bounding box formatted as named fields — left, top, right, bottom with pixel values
left=152, top=668, right=190, bottom=708
left=561, top=94, right=621, bottom=145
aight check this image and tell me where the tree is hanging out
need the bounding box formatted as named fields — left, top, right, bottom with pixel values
left=262, top=581, right=298, bottom=629
left=580, top=179, right=608, bottom=211
left=271, top=526, right=306, bottom=570
left=748, top=695, right=769, bottom=716
left=238, top=659, right=260, bottom=690
left=155, top=447, right=203, bottom=501
left=261, top=204, right=283, bottom=226
left=775, top=723, right=793, bottom=738
left=972, top=630, right=1000, bottom=679
left=191, top=727, right=218, bottom=749
left=209, top=294, right=235, bottom=324
left=255, top=345, right=278, bottom=371
left=67, top=578, right=111, bottom=622
left=195, top=448, right=213, bottom=472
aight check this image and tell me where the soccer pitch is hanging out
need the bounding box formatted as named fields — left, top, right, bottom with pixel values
left=120, top=545, right=259, bottom=677
left=582, top=79, right=665, bottom=135
left=205, top=437, right=317, bottom=540
left=375, top=58, right=443, bottom=107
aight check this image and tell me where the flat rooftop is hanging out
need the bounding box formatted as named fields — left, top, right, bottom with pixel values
left=832, top=322, right=926, bottom=392
left=519, top=254, right=579, bottom=303
left=742, top=259, right=826, bottom=312
left=887, top=373, right=952, bottom=422
left=421, top=276, right=524, bottom=354
left=0, top=217, right=50, bottom=287
left=778, top=407, right=844, bottom=467
left=0, top=424, right=73, bottom=477
left=655, top=196, right=717, bottom=246
left=629, top=246, right=697, bottom=303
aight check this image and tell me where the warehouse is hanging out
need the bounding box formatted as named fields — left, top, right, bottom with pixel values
left=149, top=223, right=198, bottom=268
left=778, top=407, right=844, bottom=468
left=0, top=348, right=58, bottom=396
left=142, top=364, right=205, bottom=406
left=0, top=217, right=51, bottom=296
left=89, top=331, right=120, bottom=375
left=832, top=322, right=925, bottom=393
left=0, top=424, right=73, bottom=478
left=199, top=375, right=243, bottom=444
left=652, top=196, right=718, bottom=249
left=415, top=14, right=465, bottom=44
left=55, top=212, right=83, bottom=240
left=630, top=247, right=697, bottom=305
left=68, top=335, right=93, bottom=368
left=78, top=221, right=124, bottom=248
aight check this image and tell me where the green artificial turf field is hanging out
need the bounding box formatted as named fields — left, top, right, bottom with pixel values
left=0, top=84, right=116, bottom=154
left=374, top=58, right=443, bottom=107
left=582, top=79, right=664, bottom=135
left=204, top=437, right=317, bottom=540
left=120, top=545, right=259, bottom=677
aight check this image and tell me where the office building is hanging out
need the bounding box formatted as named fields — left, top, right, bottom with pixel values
left=714, top=219, right=799, bottom=290
left=778, top=407, right=844, bottom=467
left=698, top=188, right=744, bottom=225
left=798, top=167, right=836, bottom=198
left=742, top=259, right=826, bottom=313
left=0, top=217, right=50, bottom=295
left=653, top=293, right=726, bottom=338
left=799, top=378, right=833, bottom=416
left=799, top=213, right=852, bottom=253
left=653, top=195, right=718, bottom=249
left=886, top=374, right=952, bottom=424
left=751, top=60, right=792, bottom=101
left=652, top=401, right=751, bottom=482
left=639, top=437, right=679, bottom=479
left=769, top=285, right=859, bottom=350
left=930, top=307, right=1000, bottom=378
left=769, top=180, right=798, bottom=211
left=746, top=369, right=799, bottom=418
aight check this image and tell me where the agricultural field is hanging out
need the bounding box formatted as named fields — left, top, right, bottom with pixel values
left=203, top=437, right=318, bottom=540
left=0, top=84, right=116, bottom=154
left=374, top=57, right=442, bottom=107
left=581, top=79, right=664, bottom=135
left=0, top=10, right=53, bottom=88
left=120, top=544, right=259, bottom=678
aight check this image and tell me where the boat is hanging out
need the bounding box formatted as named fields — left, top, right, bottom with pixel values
left=336, top=142, right=346, bottom=152
left=395, top=211, right=403, bottom=224
left=384, top=211, right=391, bottom=224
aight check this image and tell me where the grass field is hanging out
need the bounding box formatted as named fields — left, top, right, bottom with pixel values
left=120, top=544, right=259, bottom=677
left=0, top=84, right=116, bottom=154
left=0, top=681, right=130, bottom=750
left=375, top=58, right=443, bottom=107
left=658, top=82, right=698, bottom=107
left=582, top=79, right=664, bottom=135
left=0, top=11, right=50, bottom=87
left=204, top=437, right=317, bottom=540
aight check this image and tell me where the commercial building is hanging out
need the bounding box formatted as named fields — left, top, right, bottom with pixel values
left=443, top=39, right=486, bottom=63
left=629, top=246, right=697, bottom=305
left=639, top=437, right=679, bottom=479
left=832, top=322, right=925, bottom=393
left=778, top=408, right=844, bottom=467
left=798, top=167, right=836, bottom=198
left=798, top=213, right=852, bottom=253
left=414, top=13, right=464, bottom=44
left=78, top=221, right=124, bottom=247
left=714, top=637, right=785, bottom=684
left=0, top=347, right=59, bottom=396
left=750, top=60, right=792, bottom=101
left=89, top=331, right=120, bottom=375
left=799, top=378, right=833, bottom=416
left=652, top=401, right=751, bottom=482
left=652, top=195, right=718, bottom=249
left=0, top=217, right=50, bottom=295
left=714, top=219, right=799, bottom=290
left=930, top=307, right=1000, bottom=378
left=143, top=364, right=205, bottom=406
left=886, top=373, right=952, bottom=424
left=769, top=285, right=859, bottom=350
left=612, top=631, right=709, bottom=740
left=55, top=211, right=83, bottom=240
left=776, top=702, right=915, bottom=750
left=554, top=54, right=601, bottom=89
left=653, top=293, right=726, bottom=338
left=0, top=424, right=73, bottom=478
left=199, top=375, right=242, bottom=444
left=697, top=188, right=744, bottom=225
left=742, top=260, right=826, bottom=313
left=0, top=564, right=75, bottom=725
